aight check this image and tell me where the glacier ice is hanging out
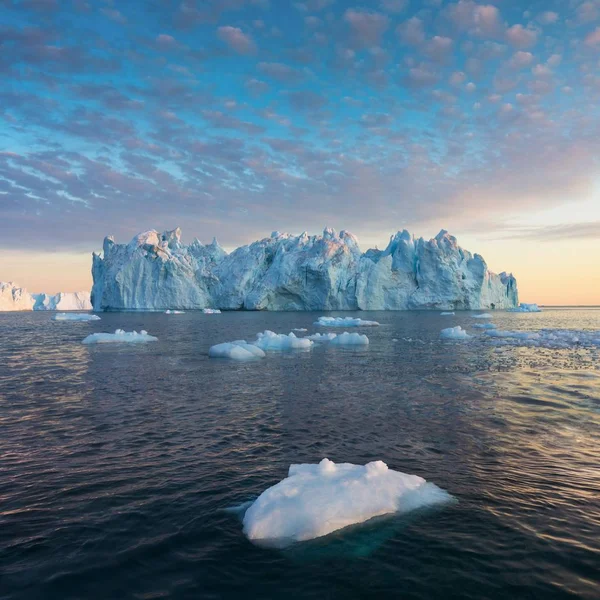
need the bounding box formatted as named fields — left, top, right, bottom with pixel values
left=252, top=331, right=313, bottom=351
left=508, top=303, right=542, bottom=313
left=53, top=313, right=101, bottom=322
left=330, top=332, right=369, bottom=346
left=0, top=281, right=91, bottom=312
left=82, top=329, right=158, bottom=344
left=315, top=316, right=380, bottom=327
left=90, top=227, right=519, bottom=311
left=209, top=341, right=266, bottom=360
left=440, top=326, right=471, bottom=340
left=242, top=458, right=452, bottom=544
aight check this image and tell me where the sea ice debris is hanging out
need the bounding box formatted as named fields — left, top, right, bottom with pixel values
left=440, top=326, right=471, bottom=340
left=315, top=317, right=379, bottom=327
left=209, top=341, right=266, bottom=360
left=53, top=313, right=101, bottom=321
left=82, top=329, right=158, bottom=344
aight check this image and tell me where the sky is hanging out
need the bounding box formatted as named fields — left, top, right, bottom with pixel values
left=1, top=0, right=599, bottom=303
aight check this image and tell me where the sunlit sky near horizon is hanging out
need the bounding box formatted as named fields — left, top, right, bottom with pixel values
left=1, top=0, right=599, bottom=303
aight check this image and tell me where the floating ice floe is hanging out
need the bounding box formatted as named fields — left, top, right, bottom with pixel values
left=508, top=303, right=542, bottom=313
left=440, top=326, right=471, bottom=340
left=473, top=323, right=497, bottom=330
left=306, top=332, right=338, bottom=342
left=440, top=312, right=455, bottom=316
left=53, top=313, right=101, bottom=322
left=203, top=308, right=221, bottom=314
left=208, top=341, right=266, bottom=360
left=82, top=329, right=158, bottom=344
left=242, top=458, right=452, bottom=544
left=292, top=328, right=308, bottom=332
left=330, top=332, right=369, bottom=346
left=472, top=313, right=493, bottom=319
left=484, top=328, right=600, bottom=349
left=165, top=310, right=185, bottom=314
left=315, top=317, right=379, bottom=327
left=252, top=331, right=313, bottom=351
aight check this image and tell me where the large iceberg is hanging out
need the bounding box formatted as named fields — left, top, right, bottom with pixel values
left=242, top=458, right=452, bottom=544
left=91, top=227, right=518, bottom=311
left=0, top=281, right=92, bottom=312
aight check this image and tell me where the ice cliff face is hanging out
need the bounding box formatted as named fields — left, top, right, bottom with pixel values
left=91, top=227, right=518, bottom=311
left=0, top=282, right=92, bottom=311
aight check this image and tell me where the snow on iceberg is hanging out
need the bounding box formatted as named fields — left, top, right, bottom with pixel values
left=252, top=331, right=313, bottom=351
left=484, top=328, right=600, bottom=349
left=53, top=313, right=101, bottom=322
left=472, top=313, right=493, bottom=319
left=440, top=312, right=455, bottom=316
left=508, top=303, right=542, bottom=313
left=209, top=341, right=266, bottom=360
left=315, top=317, right=379, bottom=327
left=330, top=332, right=369, bottom=346
left=440, top=326, right=471, bottom=340
left=82, top=329, right=158, bottom=344
left=165, top=310, right=185, bottom=314
left=473, top=323, right=496, bottom=330
left=203, top=308, right=221, bottom=314
left=242, top=458, right=452, bottom=544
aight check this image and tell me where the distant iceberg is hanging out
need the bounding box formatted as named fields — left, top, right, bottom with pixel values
left=242, top=459, right=452, bottom=544
left=473, top=323, right=496, bottom=330
left=165, top=310, right=185, bottom=314
left=0, top=281, right=91, bottom=312
left=508, top=303, right=542, bottom=313
left=440, top=312, right=455, bottom=316
left=90, top=227, right=519, bottom=311
left=203, top=308, right=221, bottom=314
left=82, top=329, right=158, bottom=344
left=209, top=341, right=266, bottom=361
left=252, top=331, right=313, bottom=351
left=315, top=316, right=380, bottom=327
left=53, top=313, right=101, bottom=322
left=330, top=332, right=369, bottom=346
left=472, top=313, right=493, bottom=319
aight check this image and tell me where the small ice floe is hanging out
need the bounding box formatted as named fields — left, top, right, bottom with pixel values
left=203, top=308, right=221, bottom=314
left=165, top=310, right=185, bottom=314
left=440, top=326, right=471, bottom=340
left=306, top=333, right=337, bottom=342
left=330, top=332, right=369, bottom=346
left=242, top=458, right=452, bottom=544
left=53, top=313, right=101, bottom=322
left=209, top=341, right=266, bottom=361
left=484, top=328, right=600, bottom=349
left=508, top=303, right=542, bottom=313
left=440, top=312, right=455, bottom=316
left=472, top=313, right=493, bottom=319
left=473, top=323, right=497, bottom=330
left=315, top=317, right=379, bottom=327
left=252, top=331, right=313, bottom=351
left=292, top=328, right=308, bottom=332
left=82, top=329, right=158, bottom=344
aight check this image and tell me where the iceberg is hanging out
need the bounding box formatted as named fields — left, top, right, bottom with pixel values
left=472, top=313, right=493, bottom=319
left=82, top=329, right=158, bottom=344
left=315, top=317, right=380, bottom=327
left=473, top=323, right=496, bottom=329
left=252, top=331, right=313, bottom=351
left=242, top=458, right=452, bottom=544
left=440, top=312, right=455, bottom=316
left=209, top=341, right=266, bottom=360
left=165, top=310, right=185, bottom=314
left=90, top=228, right=519, bottom=311
left=330, top=332, right=369, bottom=346
left=0, top=281, right=92, bottom=312
left=306, top=332, right=338, bottom=342
left=440, top=326, right=471, bottom=340
left=292, top=328, right=308, bottom=332
left=53, top=313, right=101, bottom=321
left=203, top=308, right=221, bottom=314
left=508, top=303, right=542, bottom=313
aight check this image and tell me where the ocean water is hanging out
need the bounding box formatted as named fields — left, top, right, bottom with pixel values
left=1, top=308, right=599, bottom=600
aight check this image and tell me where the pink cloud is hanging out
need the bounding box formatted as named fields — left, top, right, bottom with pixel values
left=538, top=11, right=559, bottom=25
left=344, top=9, right=389, bottom=48
left=508, top=51, right=534, bottom=69
left=584, top=27, right=600, bottom=47
left=217, top=26, right=256, bottom=54
left=506, top=24, right=538, bottom=49
left=396, top=17, right=425, bottom=45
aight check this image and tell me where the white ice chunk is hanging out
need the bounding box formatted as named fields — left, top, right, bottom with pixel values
left=440, top=326, right=471, bottom=340
left=315, top=317, right=379, bottom=327
left=165, top=310, right=185, bottom=314
left=251, top=330, right=313, bottom=351
left=473, top=323, right=497, bottom=330
left=306, top=333, right=338, bottom=342
left=243, top=459, right=452, bottom=544
left=508, top=303, right=542, bottom=313
left=82, top=329, right=158, bottom=344
left=440, top=312, right=455, bottom=316
left=292, top=328, right=308, bottom=332
left=53, top=313, right=101, bottom=321
left=203, top=308, right=222, bottom=314
left=472, top=313, right=493, bottom=319
left=209, top=341, right=266, bottom=360
left=329, top=332, right=369, bottom=346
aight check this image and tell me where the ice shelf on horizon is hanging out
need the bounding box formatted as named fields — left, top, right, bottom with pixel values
left=0, top=282, right=92, bottom=312
left=89, top=227, right=519, bottom=311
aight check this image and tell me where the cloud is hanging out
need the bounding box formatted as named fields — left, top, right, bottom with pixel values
left=505, top=24, right=538, bottom=48
left=499, top=222, right=600, bottom=241
left=286, top=90, right=327, bottom=111
left=584, top=27, right=600, bottom=47
left=257, top=61, right=305, bottom=83
left=217, top=26, right=257, bottom=54
left=537, top=11, right=559, bottom=25
left=344, top=9, right=389, bottom=48
left=396, top=17, right=425, bottom=45
left=380, top=0, right=407, bottom=13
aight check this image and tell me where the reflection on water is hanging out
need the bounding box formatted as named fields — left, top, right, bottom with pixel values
left=1, top=309, right=600, bottom=599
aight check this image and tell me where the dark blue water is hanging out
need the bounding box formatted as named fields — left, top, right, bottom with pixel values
left=1, top=309, right=600, bottom=599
